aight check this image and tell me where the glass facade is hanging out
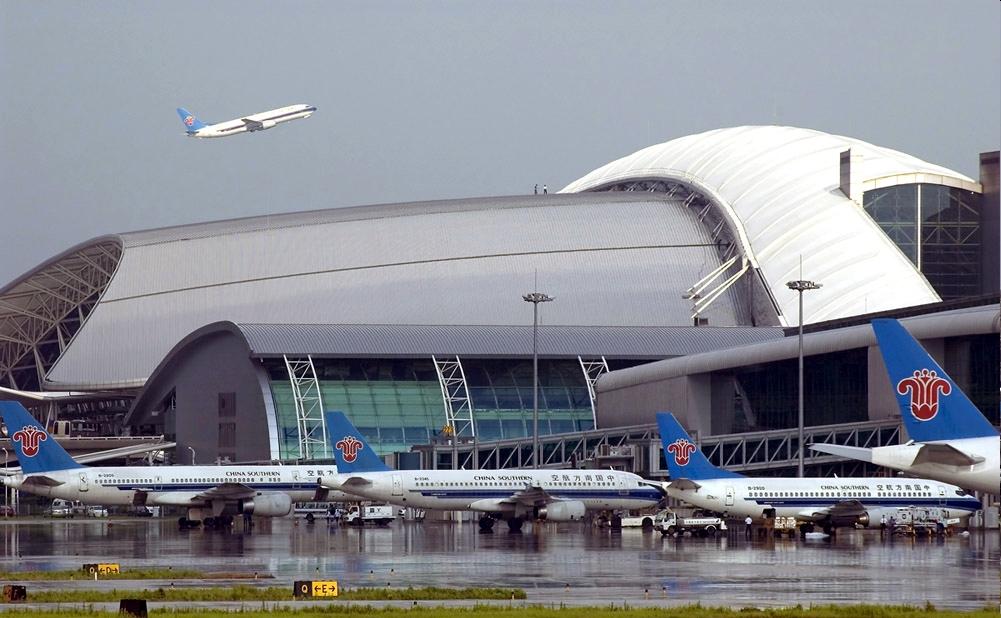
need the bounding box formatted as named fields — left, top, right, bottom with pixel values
left=963, top=334, right=1000, bottom=425
left=734, top=348, right=869, bottom=430
left=264, top=358, right=594, bottom=458
left=863, top=184, right=982, bottom=299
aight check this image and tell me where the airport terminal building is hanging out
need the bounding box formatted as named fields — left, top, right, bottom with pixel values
left=0, top=126, right=996, bottom=468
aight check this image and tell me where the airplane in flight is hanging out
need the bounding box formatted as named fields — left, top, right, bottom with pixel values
left=811, top=319, right=999, bottom=496
left=318, top=411, right=663, bottom=532
left=175, top=104, right=316, bottom=138
left=0, top=401, right=348, bottom=528
left=655, top=412, right=981, bottom=534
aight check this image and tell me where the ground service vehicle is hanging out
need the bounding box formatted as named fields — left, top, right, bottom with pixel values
left=619, top=512, right=658, bottom=529
left=655, top=509, right=727, bottom=537
left=345, top=505, right=395, bottom=526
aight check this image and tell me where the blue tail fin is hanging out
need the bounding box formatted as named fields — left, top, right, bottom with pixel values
left=0, top=401, right=82, bottom=474
left=656, top=412, right=741, bottom=480
left=324, top=411, right=392, bottom=473
left=871, top=319, right=997, bottom=441
left=176, top=107, right=206, bottom=132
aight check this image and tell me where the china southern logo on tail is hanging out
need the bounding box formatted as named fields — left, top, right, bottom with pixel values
left=667, top=438, right=697, bottom=466
left=335, top=436, right=363, bottom=463
left=12, top=425, right=47, bottom=457
left=897, top=368, right=952, bottom=421
left=184, top=115, right=195, bottom=127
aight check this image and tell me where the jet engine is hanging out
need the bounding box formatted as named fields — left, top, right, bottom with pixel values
left=829, top=511, right=870, bottom=528
left=536, top=501, right=586, bottom=522
left=260, top=120, right=277, bottom=130
left=239, top=493, right=292, bottom=517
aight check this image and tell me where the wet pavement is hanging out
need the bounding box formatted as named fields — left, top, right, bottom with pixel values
left=0, top=518, right=997, bottom=610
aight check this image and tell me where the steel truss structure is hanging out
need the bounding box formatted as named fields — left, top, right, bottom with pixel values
left=432, top=355, right=475, bottom=441
left=577, top=356, right=609, bottom=428
left=0, top=239, right=122, bottom=390
left=414, top=418, right=902, bottom=477
left=283, top=355, right=328, bottom=459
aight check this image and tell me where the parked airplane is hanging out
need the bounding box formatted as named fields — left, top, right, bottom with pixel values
left=811, top=319, right=1000, bottom=496
left=176, top=104, right=316, bottom=138
left=655, top=412, right=980, bottom=534
left=318, top=411, right=662, bottom=531
left=0, top=401, right=346, bottom=528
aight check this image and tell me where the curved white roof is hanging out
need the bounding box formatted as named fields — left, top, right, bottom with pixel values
left=39, top=193, right=752, bottom=389
left=562, top=126, right=978, bottom=327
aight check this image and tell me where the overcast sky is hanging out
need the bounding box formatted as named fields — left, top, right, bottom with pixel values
left=1, top=1, right=998, bottom=284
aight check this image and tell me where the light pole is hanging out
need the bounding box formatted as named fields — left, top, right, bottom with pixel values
left=2, top=447, right=7, bottom=510
left=785, top=278, right=822, bottom=477
left=523, top=291, right=554, bottom=469
left=187, top=446, right=196, bottom=466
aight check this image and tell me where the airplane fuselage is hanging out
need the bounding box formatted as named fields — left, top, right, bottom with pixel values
left=5, top=464, right=338, bottom=508
left=323, top=468, right=662, bottom=515
left=864, top=436, right=1000, bottom=496
left=665, top=476, right=981, bottom=524
left=187, top=104, right=316, bottom=138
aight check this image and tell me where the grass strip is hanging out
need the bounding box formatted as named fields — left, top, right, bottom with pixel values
left=21, top=586, right=527, bottom=603
left=0, top=603, right=995, bottom=617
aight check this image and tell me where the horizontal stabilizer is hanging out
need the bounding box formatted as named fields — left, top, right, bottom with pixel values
left=21, top=475, right=64, bottom=487
left=913, top=443, right=985, bottom=467
left=666, top=478, right=702, bottom=491
left=810, top=443, right=874, bottom=463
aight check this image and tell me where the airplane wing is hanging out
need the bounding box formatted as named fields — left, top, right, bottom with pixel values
left=193, top=482, right=257, bottom=501
left=503, top=483, right=555, bottom=507
left=912, top=443, right=985, bottom=466
left=241, top=118, right=265, bottom=131
left=797, top=499, right=865, bottom=521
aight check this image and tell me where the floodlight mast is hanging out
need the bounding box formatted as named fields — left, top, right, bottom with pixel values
left=522, top=291, right=554, bottom=470
left=785, top=278, right=822, bottom=477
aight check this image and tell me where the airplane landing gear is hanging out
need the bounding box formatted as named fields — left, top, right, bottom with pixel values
left=507, top=517, right=524, bottom=532
left=478, top=516, right=495, bottom=532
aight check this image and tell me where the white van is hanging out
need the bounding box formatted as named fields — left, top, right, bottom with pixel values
left=47, top=499, right=85, bottom=518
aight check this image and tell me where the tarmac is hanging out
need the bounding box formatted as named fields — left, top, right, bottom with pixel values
left=0, top=517, right=997, bottom=610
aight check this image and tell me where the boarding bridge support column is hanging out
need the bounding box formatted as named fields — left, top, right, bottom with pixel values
left=283, top=355, right=327, bottom=460
left=432, top=355, right=477, bottom=470
left=578, top=356, right=610, bottom=429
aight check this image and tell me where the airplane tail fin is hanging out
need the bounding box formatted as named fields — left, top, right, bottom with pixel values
left=656, top=412, right=741, bottom=480
left=324, top=411, right=392, bottom=473
left=871, top=319, right=997, bottom=441
left=176, top=107, right=206, bottom=132
left=0, top=401, right=82, bottom=474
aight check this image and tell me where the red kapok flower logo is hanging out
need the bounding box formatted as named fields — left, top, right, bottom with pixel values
left=667, top=438, right=697, bottom=466
left=897, top=368, right=951, bottom=421
left=12, top=425, right=48, bottom=457
left=335, top=436, right=363, bottom=463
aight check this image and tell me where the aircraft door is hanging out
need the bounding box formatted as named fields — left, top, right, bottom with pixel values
left=725, top=486, right=734, bottom=507
left=78, top=472, right=89, bottom=493
left=392, top=474, right=403, bottom=496
left=937, top=485, right=946, bottom=506
left=154, top=475, right=162, bottom=491
left=292, top=469, right=301, bottom=489
left=617, top=474, right=628, bottom=496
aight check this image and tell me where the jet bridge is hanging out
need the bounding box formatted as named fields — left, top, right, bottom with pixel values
left=411, top=418, right=902, bottom=478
